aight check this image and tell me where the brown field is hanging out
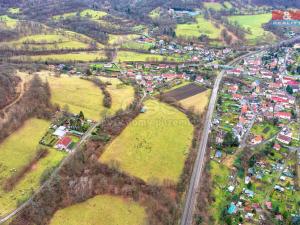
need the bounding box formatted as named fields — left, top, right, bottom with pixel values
left=163, top=83, right=207, bottom=101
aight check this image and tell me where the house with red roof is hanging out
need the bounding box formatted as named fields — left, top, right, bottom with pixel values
left=251, top=135, right=263, bottom=145
left=277, top=134, right=291, bottom=145
left=55, top=136, right=72, bottom=150
left=228, top=85, right=239, bottom=94
left=275, top=112, right=291, bottom=120
left=273, top=143, right=281, bottom=151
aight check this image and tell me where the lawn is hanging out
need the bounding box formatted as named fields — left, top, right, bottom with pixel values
left=11, top=51, right=106, bottom=63
left=0, top=118, right=66, bottom=217
left=99, top=77, right=135, bottom=116
left=179, top=89, right=211, bottom=115
left=2, top=34, right=90, bottom=51
left=46, top=75, right=105, bottom=121
left=227, top=14, right=275, bottom=44
left=100, top=99, right=194, bottom=184
left=116, top=51, right=181, bottom=62
left=175, top=15, right=221, bottom=39
left=49, top=195, right=146, bottom=225
left=251, top=122, right=280, bottom=140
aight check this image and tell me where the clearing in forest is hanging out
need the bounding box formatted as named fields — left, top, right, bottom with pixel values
left=175, top=15, right=221, bottom=39
left=227, top=13, right=275, bottom=44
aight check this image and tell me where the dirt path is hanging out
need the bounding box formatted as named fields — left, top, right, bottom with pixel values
left=0, top=72, right=30, bottom=123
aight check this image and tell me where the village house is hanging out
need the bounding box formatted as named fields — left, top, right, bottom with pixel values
left=55, top=136, right=72, bottom=151
left=277, top=134, right=291, bottom=145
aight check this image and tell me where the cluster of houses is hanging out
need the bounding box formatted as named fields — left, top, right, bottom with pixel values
left=138, top=35, right=234, bottom=63
left=224, top=48, right=299, bottom=147
left=210, top=46, right=299, bottom=223
left=122, top=62, right=207, bottom=93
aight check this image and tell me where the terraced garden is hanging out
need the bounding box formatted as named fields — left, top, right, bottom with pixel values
left=49, top=195, right=146, bottom=225
left=100, top=99, right=194, bottom=184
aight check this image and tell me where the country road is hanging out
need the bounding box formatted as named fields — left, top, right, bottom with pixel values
left=180, top=36, right=300, bottom=225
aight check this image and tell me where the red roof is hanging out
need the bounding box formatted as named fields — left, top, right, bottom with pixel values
left=287, top=80, right=299, bottom=86
left=241, top=104, right=248, bottom=113
left=275, top=112, right=291, bottom=119
left=273, top=143, right=281, bottom=150
left=271, top=96, right=288, bottom=103
left=57, top=136, right=72, bottom=147
left=277, top=134, right=291, bottom=143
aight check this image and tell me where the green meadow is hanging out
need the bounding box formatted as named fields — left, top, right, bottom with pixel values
left=50, top=195, right=146, bottom=225
left=100, top=99, right=194, bottom=184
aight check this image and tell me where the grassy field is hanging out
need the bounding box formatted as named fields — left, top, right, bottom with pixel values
left=176, top=15, right=221, bottom=39
left=11, top=51, right=106, bottom=63
left=223, top=1, right=233, bottom=9
left=121, top=41, right=154, bottom=51
left=53, top=9, right=107, bottom=20
left=108, top=34, right=139, bottom=45
left=45, top=75, right=105, bottom=121
left=8, top=7, right=20, bottom=14
left=209, top=161, right=230, bottom=224
left=203, top=2, right=224, bottom=11
left=0, top=118, right=66, bottom=217
left=100, top=99, right=194, bottom=184
left=80, top=9, right=107, bottom=19
left=149, top=7, right=161, bottom=19
left=116, top=51, right=181, bottom=62
left=50, top=195, right=146, bottom=225
left=179, top=89, right=211, bottom=115
left=1, top=34, right=90, bottom=51
left=99, top=77, right=135, bottom=115
left=0, top=15, right=18, bottom=28
left=0, top=119, right=50, bottom=183
left=228, top=14, right=275, bottom=44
